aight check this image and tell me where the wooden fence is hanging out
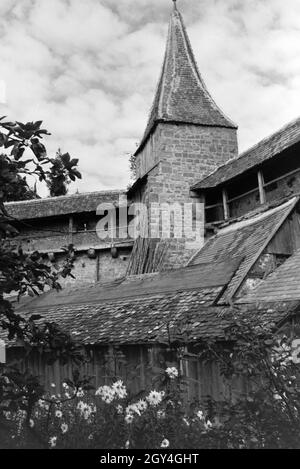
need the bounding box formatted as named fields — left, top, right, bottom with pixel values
left=8, top=344, right=247, bottom=403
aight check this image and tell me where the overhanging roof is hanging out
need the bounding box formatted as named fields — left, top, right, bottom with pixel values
left=192, top=116, right=300, bottom=190
left=5, top=190, right=125, bottom=220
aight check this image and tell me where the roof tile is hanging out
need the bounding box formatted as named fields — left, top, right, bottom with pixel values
left=136, top=7, right=236, bottom=154
left=5, top=190, right=124, bottom=220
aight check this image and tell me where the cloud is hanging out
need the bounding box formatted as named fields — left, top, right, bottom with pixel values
left=0, top=0, right=299, bottom=195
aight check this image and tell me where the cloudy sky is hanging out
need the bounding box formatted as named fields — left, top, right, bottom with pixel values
left=1, top=0, right=300, bottom=195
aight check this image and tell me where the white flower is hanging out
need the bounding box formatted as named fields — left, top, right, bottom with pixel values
left=126, top=404, right=141, bottom=416
left=77, top=401, right=93, bottom=420
left=61, top=423, right=68, bottom=434
left=166, top=367, right=179, bottom=379
left=136, top=399, right=148, bottom=412
left=62, top=383, right=69, bottom=389
left=51, top=383, right=56, bottom=388
left=29, top=419, right=34, bottom=428
left=49, top=436, right=57, bottom=448
left=146, top=390, right=165, bottom=407
left=204, top=420, right=213, bottom=430
left=116, top=404, right=123, bottom=414
left=157, top=410, right=166, bottom=419
left=126, top=399, right=148, bottom=416
left=55, top=410, right=63, bottom=419
left=112, top=380, right=127, bottom=399
left=88, top=434, right=94, bottom=440
left=196, top=410, right=205, bottom=421
left=125, top=440, right=130, bottom=449
left=161, top=438, right=169, bottom=448
left=95, top=385, right=115, bottom=403
left=77, top=401, right=85, bottom=411
left=273, top=393, right=282, bottom=400
left=125, top=413, right=134, bottom=424
left=77, top=389, right=85, bottom=398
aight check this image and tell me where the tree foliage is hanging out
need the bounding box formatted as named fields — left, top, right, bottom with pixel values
left=193, top=308, right=300, bottom=448
left=0, top=117, right=84, bottom=425
left=46, top=149, right=81, bottom=197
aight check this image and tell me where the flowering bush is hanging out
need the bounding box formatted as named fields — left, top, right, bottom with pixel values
left=0, top=369, right=220, bottom=449
left=1, top=311, right=300, bottom=449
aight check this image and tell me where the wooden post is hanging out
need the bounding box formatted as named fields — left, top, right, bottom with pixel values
left=68, top=216, right=73, bottom=244
left=222, top=189, right=229, bottom=220
left=0, top=339, right=6, bottom=364
left=199, top=192, right=206, bottom=226
left=257, top=170, right=266, bottom=205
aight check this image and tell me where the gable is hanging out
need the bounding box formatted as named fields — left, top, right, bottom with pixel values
left=189, top=197, right=298, bottom=300
left=238, top=248, right=300, bottom=303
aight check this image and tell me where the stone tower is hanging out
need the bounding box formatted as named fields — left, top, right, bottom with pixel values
left=129, top=1, right=238, bottom=269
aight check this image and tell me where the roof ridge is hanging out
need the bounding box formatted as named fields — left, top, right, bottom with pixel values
left=214, top=194, right=299, bottom=229
left=4, top=189, right=126, bottom=206
left=192, top=115, right=300, bottom=189
left=239, top=115, right=300, bottom=159
left=216, top=196, right=297, bottom=235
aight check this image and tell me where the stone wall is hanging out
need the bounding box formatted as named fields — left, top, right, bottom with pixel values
left=132, top=122, right=238, bottom=269
left=265, top=172, right=300, bottom=203
left=229, top=189, right=260, bottom=219
left=48, top=247, right=132, bottom=288
left=12, top=213, right=133, bottom=288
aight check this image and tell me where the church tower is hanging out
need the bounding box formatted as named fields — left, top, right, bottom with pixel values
left=129, top=1, right=238, bottom=270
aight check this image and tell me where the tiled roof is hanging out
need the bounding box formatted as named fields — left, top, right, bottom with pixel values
left=188, top=197, right=298, bottom=300
left=192, top=116, right=300, bottom=190
left=16, top=290, right=225, bottom=345
left=17, top=259, right=241, bottom=310
left=4, top=297, right=296, bottom=347
left=1, top=259, right=244, bottom=346
left=135, top=6, right=236, bottom=155
left=2, top=257, right=298, bottom=347
left=5, top=190, right=125, bottom=220
left=238, top=248, right=300, bottom=303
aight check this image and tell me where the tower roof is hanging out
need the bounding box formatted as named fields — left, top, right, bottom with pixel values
left=135, top=3, right=237, bottom=155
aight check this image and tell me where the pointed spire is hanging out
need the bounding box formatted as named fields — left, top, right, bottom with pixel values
left=135, top=4, right=236, bottom=154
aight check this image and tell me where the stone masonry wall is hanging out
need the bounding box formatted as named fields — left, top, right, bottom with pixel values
left=12, top=214, right=133, bottom=288
left=48, top=247, right=132, bottom=289
left=133, top=123, right=238, bottom=269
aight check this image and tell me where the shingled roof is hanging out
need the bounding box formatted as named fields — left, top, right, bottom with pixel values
left=8, top=298, right=298, bottom=346
left=135, top=4, right=236, bottom=155
left=238, top=248, right=300, bottom=304
left=4, top=190, right=124, bottom=220
left=1, top=259, right=243, bottom=346
left=17, top=259, right=241, bottom=311
left=2, top=256, right=298, bottom=347
left=188, top=197, right=298, bottom=300
left=192, top=116, right=300, bottom=190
